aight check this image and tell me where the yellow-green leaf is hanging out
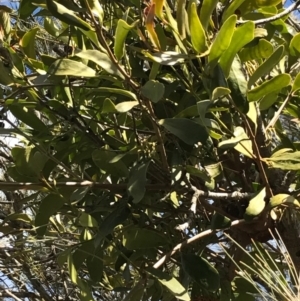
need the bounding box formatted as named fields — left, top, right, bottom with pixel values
left=188, top=2, right=208, bottom=54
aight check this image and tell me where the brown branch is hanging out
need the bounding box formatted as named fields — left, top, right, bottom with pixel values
left=237, top=0, right=300, bottom=25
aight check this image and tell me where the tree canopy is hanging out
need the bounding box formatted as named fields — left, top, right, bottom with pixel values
left=1, top=0, right=300, bottom=300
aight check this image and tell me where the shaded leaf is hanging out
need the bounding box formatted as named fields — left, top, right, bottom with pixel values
left=127, top=161, right=150, bottom=203
left=211, top=213, right=231, bottom=229
left=78, top=212, right=98, bottom=228
left=146, top=267, right=190, bottom=301
left=123, top=227, right=168, bottom=250
left=159, top=118, right=208, bottom=145
left=20, top=27, right=39, bottom=59
left=181, top=253, right=220, bottom=292
left=35, top=194, right=65, bottom=236
left=46, top=0, right=92, bottom=31
left=141, top=80, right=165, bottom=103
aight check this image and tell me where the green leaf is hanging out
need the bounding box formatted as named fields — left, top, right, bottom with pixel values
left=292, top=73, right=300, bottom=93
left=35, top=194, right=65, bottom=236
left=268, top=194, right=300, bottom=209
left=127, top=161, right=150, bottom=203
left=211, top=213, right=231, bottom=229
left=247, top=74, right=291, bottom=102
left=89, top=87, right=138, bottom=101
left=244, top=188, right=266, bottom=220
left=200, top=0, right=219, bottom=30
left=219, top=127, right=253, bottom=158
left=159, top=118, right=208, bottom=145
left=86, top=248, right=103, bottom=282
left=123, top=227, right=168, bottom=250
left=228, top=56, right=248, bottom=113
left=181, top=253, right=220, bottom=292
left=146, top=267, right=190, bottom=301
left=9, top=105, right=49, bottom=133
left=219, top=21, right=255, bottom=77
left=95, top=201, right=130, bottom=246
left=46, top=0, right=92, bottom=31
left=186, top=165, right=211, bottom=182
left=5, top=213, right=32, bottom=224
left=188, top=2, right=208, bottom=54
left=141, top=51, right=191, bottom=65
left=239, top=39, right=273, bottom=62
left=78, top=212, right=98, bottom=228
left=123, top=281, right=145, bottom=301
left=141, top=80, right=165, bottom=103
left=289, top=33, right=300, bottom=56
left=222, top=0, right=246, bottom=22
left=248, top=45, right=284, bottom=88
left=115, top=101, right=139, bottom=112
left=208, top=15, right=237, bottom=69
left=48, top=59, right=97, bottom=77
left=75, top=50, right=125, bottom=79
left=44, top=16, right=61, bottom=37
left=114, top=19, right=137, bottom=60
left=20, top=27, right=39, bottom=59
left=92, top=150, right=129, bottom=177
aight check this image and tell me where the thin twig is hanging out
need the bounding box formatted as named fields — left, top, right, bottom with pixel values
left=153, top=219, right=245, bottom=269
left=237, top=0, right=300, bottom=25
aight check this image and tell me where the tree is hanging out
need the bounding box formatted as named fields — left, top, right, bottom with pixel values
left=0, top=0, right=300, bottom=300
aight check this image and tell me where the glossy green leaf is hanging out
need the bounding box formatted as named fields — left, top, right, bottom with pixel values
left=208, top=15, right=237, bottom=69
left=78, top=212, right=98, bottom=228
left=141, top=80, right=165, bottom=103
left=248, top=45, right=284, bottom=88
left=46, top=0, right=92, bottom=31
left=35, top=194, right=65, bottom=236
left=244, top=188, right=266, bottom=220
left=239, top=39, right=273, bottom=62
left=115, top=101, right=139, bottom=112
left=247, top=74, right=291, bottom=102
left=127, top=161, right=150, bottom=203
left=147, top=267, right=190, bottom=301
left=188, top=2, right=208, bottom=54
left=142, top=51, right=192, bottom=65
left=123, top=227, right=168, bottom=250
left=211, top=87, right=231, bottom=101
left=44, top=16, right=61, bottom=37
left=75, top=50, right=125, bottom=79
left=114, top=19, right=137, bottom=60
left=48, top=59, right=97, bottom=77
left=181, top=253, right=220, bottom=292
left=159, top=118, right=208, bottom=145
left=289, top=33, right=300, bottom=56
left=200, top=0, right=219, bottom=30
left=219, top=21, right=255, bottom=77
left=176, top=0, right=188, bottom=39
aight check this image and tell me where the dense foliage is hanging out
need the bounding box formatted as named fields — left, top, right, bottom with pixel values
left=1, top=0, right=300, bottom=300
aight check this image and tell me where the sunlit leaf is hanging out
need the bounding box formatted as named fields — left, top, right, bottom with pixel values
left=244, top=188, right=266, bottom=220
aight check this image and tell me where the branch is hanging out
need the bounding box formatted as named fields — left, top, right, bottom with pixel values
left=0, top=180, right=256, bottom=197
left=153, top=219, right=245, bottom=269
left=237, top=0, right=300, bottom=25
